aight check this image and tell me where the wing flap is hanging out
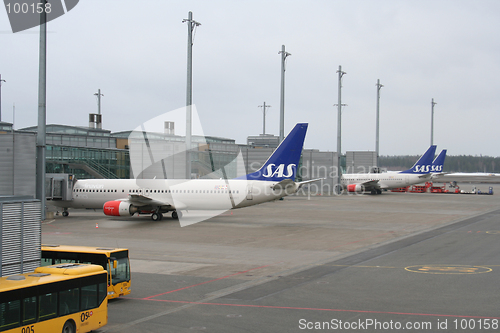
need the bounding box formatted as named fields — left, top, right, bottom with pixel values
left=360, top=179, right=380, bottom=189
left=128, top=194, right=174, bottom=208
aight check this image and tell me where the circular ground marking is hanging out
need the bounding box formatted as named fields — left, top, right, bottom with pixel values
left=405, top=265, right=492, bottom=274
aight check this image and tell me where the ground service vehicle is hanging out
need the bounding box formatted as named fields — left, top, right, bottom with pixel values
left=0, top=263, right=107, bottom=333
left=41, top=245, right=131, bottom=299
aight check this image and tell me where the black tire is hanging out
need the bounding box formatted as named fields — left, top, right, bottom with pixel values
left=151, top=213, right=160, bottom=221
left=62, top=211, right=69, bottom=217
left=62, top=320, right=75, bottom=333
left=172, top=211, right=178, bottom=219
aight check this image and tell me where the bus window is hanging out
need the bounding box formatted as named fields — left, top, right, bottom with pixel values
left=59, top=288, right=79, bottom=315
left=40, top=257, right=52, bottom=266
left=81, top=284, right=97, bottom=310
left=39, top=292, right=57, bottom=321
left=99, top=282, right=107, bottom=304
left=0, top=300, right=20, bottom=331
left=22, top=296, right=37, bottom=325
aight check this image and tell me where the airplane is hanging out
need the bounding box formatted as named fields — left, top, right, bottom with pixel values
left=49, top=123, right=320, bottom=221
left=340, top=145, right=440, bottom=194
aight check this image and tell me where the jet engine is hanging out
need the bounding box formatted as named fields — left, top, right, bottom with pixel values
left=103, top=201, right=139, bottom=216
left=346, top=184, right=364, bottom=192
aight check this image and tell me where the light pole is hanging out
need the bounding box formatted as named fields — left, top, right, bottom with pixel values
left=0, top=74, right=5, bottom=122
left=278, top=45, right=291, bottom=143
left=258, top=102, right=271, bottom=135
left=94, top=89, right=103, bottom=129
left=431, top=98, right=437, bottom=146
left=375, top=79, right=383, bottom=168
left=336, top=65, right=346, bottom=190
left=36, top=8, right=47, bottom=220
left=183, top=11, right=201, bottom=179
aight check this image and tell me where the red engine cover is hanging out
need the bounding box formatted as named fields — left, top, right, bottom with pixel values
left=103, top=201, right=133, bottom=216
left=347, top=184, right=363, bottom=192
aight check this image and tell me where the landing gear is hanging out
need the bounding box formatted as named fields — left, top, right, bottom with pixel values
left=171, top=211, right=180, bottom=220
left=62, top=209, right=69, bottom=217
left=370, top=189, right=383, bottom=195
left=151, top=212, right=163, bottom=221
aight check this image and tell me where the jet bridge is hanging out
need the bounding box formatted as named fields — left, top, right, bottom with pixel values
left=45, top=173, right=75, bottom=201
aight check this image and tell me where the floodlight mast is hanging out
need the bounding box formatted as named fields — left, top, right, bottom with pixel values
left=36, top=7, right=47, bottom=220
left=183, top=11, right=201, bottom=179
left=431, top=98, right=437, bottom=146
left=94, top=89, right=104, bottom=115
left=0, top=74, right=5, bottom=122
left=258, top=102, right=271, bottom=135
left=278, top=45, right=291, bottom=143
left=336, top=65, right=346, bottom=191
left=375, top=79, right=383, bottom=167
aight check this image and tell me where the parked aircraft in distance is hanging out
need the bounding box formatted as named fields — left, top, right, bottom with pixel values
left=50, top=123, right=320, bottom=221
left=340, top=145, right=443, bottom=194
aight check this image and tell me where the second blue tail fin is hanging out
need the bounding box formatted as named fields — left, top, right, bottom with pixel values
left=431, top=149, right=447, bottom=172
left=400, top=145, right=437, bottom=174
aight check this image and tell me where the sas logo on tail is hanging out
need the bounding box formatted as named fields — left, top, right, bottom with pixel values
left=263, top=164, right=296, bottom=178
left=413, top=165, right=443, bottom=173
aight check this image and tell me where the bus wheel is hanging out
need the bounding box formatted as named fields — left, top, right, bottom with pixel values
left=62, top=320, right=75, bottom=333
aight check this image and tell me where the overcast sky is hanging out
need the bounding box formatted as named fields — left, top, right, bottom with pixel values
left=1, top=0, right=499, bottom=156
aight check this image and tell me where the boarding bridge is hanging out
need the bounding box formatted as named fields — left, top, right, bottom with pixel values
left=45, top=173, right=75, bottom=201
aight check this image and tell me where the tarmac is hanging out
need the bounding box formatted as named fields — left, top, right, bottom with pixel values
left=43, top=182, right=500, bottom=332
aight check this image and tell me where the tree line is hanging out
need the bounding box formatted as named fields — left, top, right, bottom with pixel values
left=379, top=155, right=500, bottom=173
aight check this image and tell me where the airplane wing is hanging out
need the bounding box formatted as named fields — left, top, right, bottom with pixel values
left=296, top=178, right=324, bottom=187
left=431, top=172, right=448, bottom=179
left=126, top=194, right=174, bottom=209
left=272, top=179, right=295, bottom=191
left=272, top=178, right=323, bottom=192
left=360, top=179, right=380, bottom=190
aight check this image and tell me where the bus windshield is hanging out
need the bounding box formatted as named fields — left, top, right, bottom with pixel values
left=109, top=250, right=130, bottom=284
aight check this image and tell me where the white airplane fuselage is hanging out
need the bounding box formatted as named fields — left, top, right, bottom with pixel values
left=340, top=172, right=426, bottom=190
left=49, top=178, right=291, bottom=211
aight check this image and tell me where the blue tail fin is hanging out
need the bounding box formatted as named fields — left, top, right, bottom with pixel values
left=431, top=149, right=447, bottom=172
left=241, top=123, right=308, bottom=181
left=400, top=145, right=437, bottom=174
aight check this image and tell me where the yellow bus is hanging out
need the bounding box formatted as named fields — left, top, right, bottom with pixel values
left=0, top=263, right=107, bottom=333
left=41, top=245, right=131, bottom=299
